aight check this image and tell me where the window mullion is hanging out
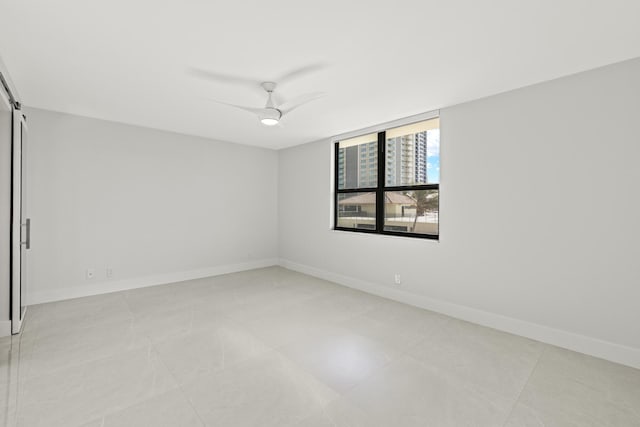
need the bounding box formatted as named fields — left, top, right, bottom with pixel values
left=334, top=142, right=339, bottom=229
left=376, top=131, right=385, bottom=233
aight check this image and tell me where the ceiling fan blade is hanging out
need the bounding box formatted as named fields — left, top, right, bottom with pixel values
left=279, top=92, right=325, bottom=115
left=276, top=63, right=326, bottom=85
left=271, top=92, right=285, bottom=107
left=189, top=67, right=259, bottom=87
left=205, top=98, right=266, bottom=116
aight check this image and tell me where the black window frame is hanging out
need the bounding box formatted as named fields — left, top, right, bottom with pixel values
left=333, top=124, right=439, bottom=240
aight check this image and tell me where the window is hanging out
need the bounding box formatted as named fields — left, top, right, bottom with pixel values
left=334, top=117, right=439, bottom=239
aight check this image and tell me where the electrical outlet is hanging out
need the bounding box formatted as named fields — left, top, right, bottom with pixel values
left=394, top=274, right=401, bottom=285
left=86, top=268, right=95, bottom=279
left=106, top=268, right=113, bottom=279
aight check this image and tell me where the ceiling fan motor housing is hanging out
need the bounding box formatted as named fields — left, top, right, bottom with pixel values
left=260, top=107, right=281, bottom=125
left=260, top=108, right=282, bottom=120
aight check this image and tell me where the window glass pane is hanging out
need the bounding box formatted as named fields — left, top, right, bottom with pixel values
left=337, top=192, right=376, bottom=230
left=337, top=134, right=377, bottom=189
left=385, top=118, right=439, bottom=186
left=427, top=128, right=440, bottom=184
left=383, top=190, right=439, bottom=235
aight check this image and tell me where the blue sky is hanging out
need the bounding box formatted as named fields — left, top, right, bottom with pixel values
left=426, top=129, right=440, bottom=183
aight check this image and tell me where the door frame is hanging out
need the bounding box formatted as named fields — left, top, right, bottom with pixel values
left=1, top=82, right=13, bottom=337
left=11, top=109, right=27, bottom=334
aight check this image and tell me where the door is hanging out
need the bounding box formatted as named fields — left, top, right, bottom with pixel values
left=11, top=109, right=28, bottom=334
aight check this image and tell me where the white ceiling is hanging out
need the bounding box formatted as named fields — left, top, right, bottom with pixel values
left=1, top=1, right=639, bottom=149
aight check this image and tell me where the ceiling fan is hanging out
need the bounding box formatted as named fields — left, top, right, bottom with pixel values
left=191, top=64, right=326, bottom=126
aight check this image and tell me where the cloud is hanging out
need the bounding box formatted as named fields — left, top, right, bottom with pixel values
left=427, top=129, right=440, bottom=157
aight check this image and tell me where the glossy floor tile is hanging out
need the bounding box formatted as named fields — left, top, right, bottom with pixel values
left=15, top=346, right=178, bottom=427
left=153, top=319, right=272, bottom=385
left=182, top=350, right=338, bottom=427
left=1, top=266, right=638, bottom=426
left=85, top=389, right=204, bottom=427
left=344, top=355, right=517, bottom=426
left=504, top=346, right=640, bottom=426
left=278, top=323, right=398, bottom=393
left=407, top=317, right=544, bottom=398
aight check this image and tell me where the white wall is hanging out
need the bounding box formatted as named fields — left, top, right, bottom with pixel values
left=26, top=108, right=278, bottom=304
left=278, top=58, right=640, bottom=368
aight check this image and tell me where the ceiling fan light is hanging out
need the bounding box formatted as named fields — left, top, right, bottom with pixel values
left=260, top=108, right=281, bottom=126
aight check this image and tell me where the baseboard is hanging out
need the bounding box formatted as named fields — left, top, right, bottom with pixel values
left=279, top=258, right=640, bottom=370
left=0, top=320, right=11, bottom=338
left=27, top=258, right=279, bottom=306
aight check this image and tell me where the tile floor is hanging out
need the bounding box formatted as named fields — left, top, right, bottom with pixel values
left=1, top=267, right=639, bottom=426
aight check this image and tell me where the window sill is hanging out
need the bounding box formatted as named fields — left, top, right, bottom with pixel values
left=331, top=227, right=439, bottom=242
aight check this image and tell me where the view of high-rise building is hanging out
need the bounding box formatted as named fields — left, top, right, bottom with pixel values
left=338, top=129, right=439, bottom=189
left=387, top=120, right=440, bottom=187
left=337, top=140, right=377, bottom=189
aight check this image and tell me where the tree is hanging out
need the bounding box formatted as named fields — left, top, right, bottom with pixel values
left=411, top=190, right=438, bottom=232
